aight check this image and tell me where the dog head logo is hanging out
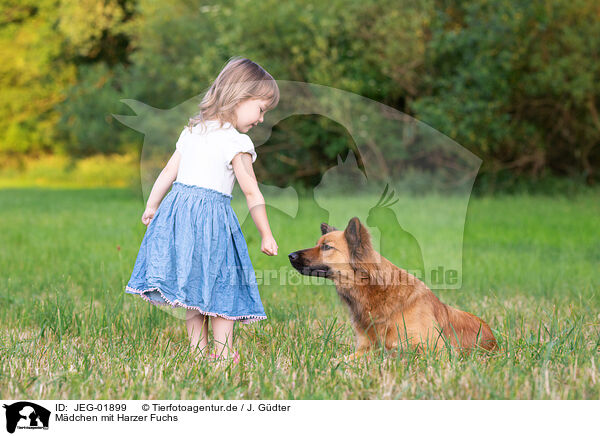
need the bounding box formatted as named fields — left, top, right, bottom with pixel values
left=2, top=402, right=50, bottom=434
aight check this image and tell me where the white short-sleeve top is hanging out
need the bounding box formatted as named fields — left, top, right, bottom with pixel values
left=174, top=120, right=257, bottom=196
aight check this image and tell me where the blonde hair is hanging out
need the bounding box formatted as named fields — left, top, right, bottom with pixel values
left=188, top=57, right=280, bottom=132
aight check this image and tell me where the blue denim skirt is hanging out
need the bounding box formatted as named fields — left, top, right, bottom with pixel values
left=125, top=181, right=267, bottom=324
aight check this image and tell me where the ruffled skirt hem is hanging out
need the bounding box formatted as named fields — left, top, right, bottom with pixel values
left=125, top=285, right=267, bottom=324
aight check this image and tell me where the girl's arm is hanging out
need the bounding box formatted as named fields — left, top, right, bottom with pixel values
left=141, top=150, right=181, bottom=226
left=232, top=152, right=278, bottom=256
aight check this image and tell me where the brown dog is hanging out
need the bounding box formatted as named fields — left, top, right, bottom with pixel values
left=288, top=217, right=497, bottom=357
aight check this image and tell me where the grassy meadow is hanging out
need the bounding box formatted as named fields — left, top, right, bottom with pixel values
left=1, top=186, right=599, bottom=399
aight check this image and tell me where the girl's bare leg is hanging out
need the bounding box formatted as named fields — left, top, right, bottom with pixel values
left=186, top=309, right=208, bottom=354
left=211, top=316, right=235, bottom=358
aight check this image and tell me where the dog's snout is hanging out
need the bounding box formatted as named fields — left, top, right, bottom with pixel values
left=288, top=252, right=299, bottom=261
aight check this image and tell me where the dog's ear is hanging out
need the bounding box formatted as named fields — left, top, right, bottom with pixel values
left=344, top=217, right=372, bottom=260
left=320, top=223, right=338, bottom=235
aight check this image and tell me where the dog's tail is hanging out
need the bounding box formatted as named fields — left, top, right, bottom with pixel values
left=445, top=307, right=498, bottom=351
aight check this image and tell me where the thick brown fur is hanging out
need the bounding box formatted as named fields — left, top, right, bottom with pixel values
left=288, top=218, right=497, bottom=356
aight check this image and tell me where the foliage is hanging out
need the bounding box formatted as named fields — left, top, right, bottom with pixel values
left=0, top=0, right=133, bottom=156
left=413, top=0, right=600, bottom=181
left=0, top=151, right=138, bottom=188
left=1, top=0, right=599, bottom=187
left=0, top=0, right=75, bottom=155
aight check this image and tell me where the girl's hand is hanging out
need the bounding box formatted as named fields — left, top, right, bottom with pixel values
left=141, top=206, right=157, bottom=227
left=261, top=235, right=278, bottom=256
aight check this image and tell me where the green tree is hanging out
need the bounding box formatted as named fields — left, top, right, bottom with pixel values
left=0, top=0, right=133, bottom=157
left=0, top=0, right=75, bottom=156
left=95, top=0, right=433, bottom=185
left=412, top=0, right=600, bottom=182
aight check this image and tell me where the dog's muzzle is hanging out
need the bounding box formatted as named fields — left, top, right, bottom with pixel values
left=288, top=251, right=331, bottom=278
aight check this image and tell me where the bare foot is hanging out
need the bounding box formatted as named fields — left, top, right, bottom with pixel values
left=209, top=350, right=240, bottom=366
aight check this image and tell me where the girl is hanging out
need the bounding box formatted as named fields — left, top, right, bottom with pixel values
left=125, top=57, right=279, bottom=364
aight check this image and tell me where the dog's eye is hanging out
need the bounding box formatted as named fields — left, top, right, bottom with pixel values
left=321, top=244, right=333, bottom=251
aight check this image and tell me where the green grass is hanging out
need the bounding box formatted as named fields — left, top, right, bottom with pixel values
left=1, top=187, right=599, bottom=399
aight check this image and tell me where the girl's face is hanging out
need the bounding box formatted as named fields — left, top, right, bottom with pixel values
left=233, top=98, right=271, bottom=133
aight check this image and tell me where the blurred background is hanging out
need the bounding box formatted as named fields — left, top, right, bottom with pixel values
left=1, top=0, right=598, bottom=192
